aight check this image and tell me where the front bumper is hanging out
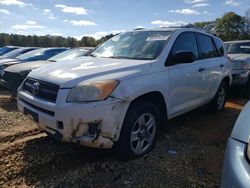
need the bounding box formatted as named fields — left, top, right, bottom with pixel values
left=221, top=138, right=250, bottom=188
left=17, top=89, right=128, bottom=149
left=232, top=70, right=250, bottom=85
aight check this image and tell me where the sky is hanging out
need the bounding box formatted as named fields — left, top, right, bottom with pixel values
left=0, top=0, right=249, bottom=40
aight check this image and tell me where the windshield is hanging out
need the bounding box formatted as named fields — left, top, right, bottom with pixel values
left=2, top=48, right=24, bottom=58
left=49, top=48, right=88, bottom=62
left=0, top=47, right=18, bottom=56
left=2, top=48, right=35, bottom=58
left=16, top=48, right=46, bottom=60
left=90, top=31, right=172, bottom=60
left=225, top=42, right=250, bottom=54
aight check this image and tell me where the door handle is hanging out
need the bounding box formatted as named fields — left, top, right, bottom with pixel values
left=220, top=64, right=225, bottom=68
left=198, top=68, right=205, bottom=72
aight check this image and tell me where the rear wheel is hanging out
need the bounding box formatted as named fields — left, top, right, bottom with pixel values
left=116, top=101, right=161, bottom=160
left=210, top=81, right=228, bottom=112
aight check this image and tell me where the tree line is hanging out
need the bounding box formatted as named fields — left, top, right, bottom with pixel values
left=0, top=10, right=250, bottom=47
left=0, top=33, right=114, bottom=48
left=194, top=9, right=250, bottom=41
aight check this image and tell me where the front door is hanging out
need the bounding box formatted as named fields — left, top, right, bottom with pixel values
left=167, top=32, right=206, bottom=116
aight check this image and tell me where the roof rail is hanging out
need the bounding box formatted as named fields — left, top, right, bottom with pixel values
left=160, top=24, right=202, bottom=30
left=161, top=24, right=219, bottom=36
left=133, top=28, right=145, bottom=31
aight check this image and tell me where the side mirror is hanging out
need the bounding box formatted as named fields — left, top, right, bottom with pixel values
left=172, top=51, right=195, bottom=64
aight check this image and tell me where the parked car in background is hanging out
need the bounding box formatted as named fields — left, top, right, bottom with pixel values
left=225, top=40, right=250, bottom=94
left=0, top=46, right=20, bottom=56
left=221, top=100, right=250, bottom=187
left=0, top=47, right=68, bottom=76
left=17, top=27, right=231, bottom=160
left=0, top=48, right=91, bottom=93
left=0, top=47, right=38, bottom=59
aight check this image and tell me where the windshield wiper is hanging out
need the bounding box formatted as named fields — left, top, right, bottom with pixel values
left=107, top=56, right=127, bottom=59
left=88, top=54, right=98, bottom=58
left=109, top=56, right=151, bottom=60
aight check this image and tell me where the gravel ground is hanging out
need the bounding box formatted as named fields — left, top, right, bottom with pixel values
left=0, top=89, right=247, bottom=188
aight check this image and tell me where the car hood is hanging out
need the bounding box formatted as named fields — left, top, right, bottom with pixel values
left=0, top=58, right=17, bottom=65
left=231, top=101, right=250, bottom=143
left=28, top=57, right=154, bottom=88
left=6, top=60, right=50, bottom=73
left=228, top=54, right=250, bottom=62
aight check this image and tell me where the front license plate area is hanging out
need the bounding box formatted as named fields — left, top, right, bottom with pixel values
left=24, top=107, right=39, bottom=123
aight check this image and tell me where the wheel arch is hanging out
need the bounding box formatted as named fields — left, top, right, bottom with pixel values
left=126, top=91, right=168, bottom=129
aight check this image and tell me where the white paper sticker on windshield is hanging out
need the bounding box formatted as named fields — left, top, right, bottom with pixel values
left=240, top=45, right=250, bottom=49
left=146, top=36, right=169, bottom=41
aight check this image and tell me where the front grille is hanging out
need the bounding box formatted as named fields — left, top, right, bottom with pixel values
left=21, top=99, right=55, bottom=116
left=23, top=78, right=59, bottom=103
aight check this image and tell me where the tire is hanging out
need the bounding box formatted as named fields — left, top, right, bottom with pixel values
left=244, top=78, right=250, bottom=98
left=210, top=81, right=228, bottom=112
left=116, top=100, right=161, bottom=160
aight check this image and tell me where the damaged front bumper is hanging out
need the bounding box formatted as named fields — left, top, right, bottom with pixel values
left=17, top=89, right=128, bottom=149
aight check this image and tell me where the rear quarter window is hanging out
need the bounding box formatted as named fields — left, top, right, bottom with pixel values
left=196, top=33, right=217, bottom=59
left=213, top=38, right=224, bottom=57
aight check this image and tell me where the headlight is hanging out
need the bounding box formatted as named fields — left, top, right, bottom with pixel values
left=67, top=80, right=119, bottom=102
left=239, top=62, right=250, bottom=69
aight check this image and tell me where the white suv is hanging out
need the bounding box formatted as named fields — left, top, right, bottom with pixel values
left=17, top=28, right=232, bottom=160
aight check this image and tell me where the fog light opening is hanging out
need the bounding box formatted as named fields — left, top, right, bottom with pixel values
left=57, top=121, right=64, bottom=129
left=88, top=121, right=100, bottom=136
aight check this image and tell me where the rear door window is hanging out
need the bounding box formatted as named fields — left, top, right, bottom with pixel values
left=196, top=34, right=217, bottom=59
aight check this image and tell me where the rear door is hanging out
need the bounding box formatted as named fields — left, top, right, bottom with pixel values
left=196, top=33, right=224, bottom=101
left=167, top=32, right=206, bottom=116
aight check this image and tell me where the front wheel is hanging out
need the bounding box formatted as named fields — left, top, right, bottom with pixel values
left=116, top=101, right=161, bottom=160
left=210, top=82, right=228, bottom=112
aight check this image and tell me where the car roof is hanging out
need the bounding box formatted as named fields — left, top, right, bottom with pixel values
left=130, top=26, right=219, bottom=40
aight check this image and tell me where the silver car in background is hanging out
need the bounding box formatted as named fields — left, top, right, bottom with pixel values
left=221, top=101, right=250, bottom=187
left=225, top=41, right=250, bottom=93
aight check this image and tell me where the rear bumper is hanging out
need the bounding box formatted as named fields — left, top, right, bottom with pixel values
left=221, top=138, right=250, bottom=188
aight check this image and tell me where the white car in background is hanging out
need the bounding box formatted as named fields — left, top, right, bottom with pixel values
left=17, top=27, right=232, bottom=160
left=225, top=40, right=250, bottom=94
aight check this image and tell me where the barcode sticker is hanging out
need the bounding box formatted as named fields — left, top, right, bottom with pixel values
left=146, top=36, right=169, bottom=41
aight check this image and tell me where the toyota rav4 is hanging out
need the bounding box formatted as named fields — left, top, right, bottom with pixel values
left=17, top=27, right=232, bottom=160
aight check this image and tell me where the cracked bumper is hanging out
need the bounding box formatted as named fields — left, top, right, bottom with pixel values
left=17, top=89, right=128, bottom=149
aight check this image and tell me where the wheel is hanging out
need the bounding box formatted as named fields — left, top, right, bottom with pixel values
left=116, top=100, right=161, bottom=160
left=210, top=81, right=228, bottom=112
